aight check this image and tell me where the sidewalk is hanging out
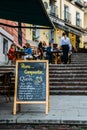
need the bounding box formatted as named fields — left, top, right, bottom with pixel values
left=0, top=95, right=87, bottom=124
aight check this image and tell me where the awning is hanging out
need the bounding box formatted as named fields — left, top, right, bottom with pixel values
left=0, top=0, right=54, bottom=29
left=65, top=23, right=85, bottom=36
left=54, top=22, right=84, bottom=36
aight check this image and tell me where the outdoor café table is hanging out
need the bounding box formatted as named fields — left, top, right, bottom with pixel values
left=51, top=50, right=62, bottom=64
left=16, top=51, right=27, bottom=60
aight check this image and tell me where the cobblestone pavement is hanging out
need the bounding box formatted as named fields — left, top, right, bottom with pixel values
left=0, top=124, right=87, bottom=130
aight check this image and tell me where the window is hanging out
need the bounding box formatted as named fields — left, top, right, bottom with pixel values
left=32, top=26, right=40, bottom=41
left=3, top=38, right=8, bottom=55
left=76, top=12, right=80, bottom=26
left=64, top=5, right=69, bottom=22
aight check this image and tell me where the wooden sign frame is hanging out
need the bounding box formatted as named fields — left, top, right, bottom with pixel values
left=13, top=60, right=49, bottom=115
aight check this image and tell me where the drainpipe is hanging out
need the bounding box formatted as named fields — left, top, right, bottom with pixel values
left=18, top=22, right=22, bottom=47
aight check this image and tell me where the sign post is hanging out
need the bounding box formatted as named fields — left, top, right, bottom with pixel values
left=13, top=60, right=49, bottom=115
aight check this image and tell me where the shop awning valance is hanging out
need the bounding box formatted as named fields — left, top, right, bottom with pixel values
left=0, top=0, right=54, bottom=28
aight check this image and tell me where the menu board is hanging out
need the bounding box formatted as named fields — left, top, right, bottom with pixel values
left=13, top=60, right=49, bottom=115
left=17, top=62, right=46, bottom=101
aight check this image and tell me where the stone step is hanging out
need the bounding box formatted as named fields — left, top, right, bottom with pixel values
left=71, top=58, right=87, bottom=59
left=71, top=62, right=87, bottom=63
left=71, top=61, right=87, bottom=63
left=71, top=62, right=87, bottom=64
left=50, top=90, right=87, bottom=95
left=0, top=65, right=15, bottom=69
left=49, top=70, right=87, bottom=73
left=72, top=56, right=87, bottom=57
left=49, top=67, right=87, bottom=70
left=49, top=77, right=87, bottom=81
left=71, top=58, right=87, bottom=60
left=50, top=81, right=87, bottom=87
left=71, top=54, right=87, bottom=63
left=72, top=58, right=87, bottom=60
left=71, top=57, right=87, bottom=61
left=49, top=64, right=87, bottom=67
left=50, top=73, right=87, bottom=76
left=72, top=55, right=87, bottom=57
left=72, top=53, right=87, bottom=56
left=50, top=85, right=87, bottom=89
left=72, top=58, right=87, bottom=59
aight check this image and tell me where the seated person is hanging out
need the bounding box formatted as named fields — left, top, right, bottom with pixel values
left=24, top=43, right=33, bottom=60
left=38, top=41, right=43, bottom=59
left=7, top=44, right=16, bottom=65
left=46, top=43, right=53, bottom=64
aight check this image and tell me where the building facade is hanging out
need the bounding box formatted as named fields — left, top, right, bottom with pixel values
left=49, top=0, right=85, bottom=49
left=26, top=0, right=85, bottom=49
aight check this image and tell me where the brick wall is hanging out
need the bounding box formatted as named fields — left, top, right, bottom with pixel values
left=0, top=19, right=26, bottom=48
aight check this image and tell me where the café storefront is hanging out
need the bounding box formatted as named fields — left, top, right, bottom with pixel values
left=50, top=15, right=84, bottom=49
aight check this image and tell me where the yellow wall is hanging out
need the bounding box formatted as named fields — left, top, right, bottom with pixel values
left=69, top=33, right=76, bottom=49
left=55, top=29, right=63, bottom=47
left=39, top=29, right=49, bottom=45
left=26, top=24, right=32, bottom=41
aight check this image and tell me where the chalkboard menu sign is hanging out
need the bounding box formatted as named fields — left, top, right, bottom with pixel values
left=17, top=62, right=46, bottom=101
left=13, top=60, right=49, bottom=115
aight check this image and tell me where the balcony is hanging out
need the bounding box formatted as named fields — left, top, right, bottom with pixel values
left=50, top=4, right=58, bottom=18
left=75, top=0, right=84, bottom=8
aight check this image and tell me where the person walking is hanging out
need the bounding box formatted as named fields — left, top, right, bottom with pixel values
left=60, top=32, right=72, bottom=64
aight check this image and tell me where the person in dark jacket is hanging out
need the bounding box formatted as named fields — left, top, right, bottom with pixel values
left=38, top=41, right=43, bottom=59
left=46, top=43, right=54, bottom=64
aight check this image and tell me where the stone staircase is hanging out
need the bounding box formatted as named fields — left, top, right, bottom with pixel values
left=71, top=53, right=87, bottom=64
left=49, top=53, right=87, bottom=95
left=1, top=53, right=87, bottom=96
